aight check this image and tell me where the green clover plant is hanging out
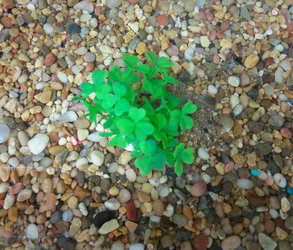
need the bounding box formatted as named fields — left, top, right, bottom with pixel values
left=71, top=52, right=197, bottom=176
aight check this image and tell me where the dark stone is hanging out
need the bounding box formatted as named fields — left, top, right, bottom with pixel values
left=56, top=235, right=77, bottom=249
left=81, top=217, right=91, bottom=229
left=160, top=216, right=175, bottom=230
left=272, top=153, right=283, bottom=168
left=174, top=189, right=186, bottom=201
left=100, top=179, right=110, bottom=192
left=75, top=171, right=85, bottom=186
left=67, top=23, right=81, bottom=34
left=246, top=121, right=265, bottom=134
left=138, top=30, right=148, bottom=40
left=57, top=58, right=68, bottom=69
left=221, top=182, right=234, bottom=195
left=175, top=177, right=186, bottom=189
left=93, top=211, right=116, bottom=228
left=208, top=184, right=223, bottom=193
left=255, top=143, right=272, bottom=156
left=242, top=209, right=256, bottom=219
left=40, top=45, right=50, bottom=56
left=267, top=160, right=280, bottom=174
left=247, top=88, right=259, bottom=99
left=230, top=216, right=242, bottom=226
left=178, top=68, right=190, bottom=82
left=247, top=195, right=266, bottom=207
left=220, top=153, right=231, bottom=164
left=205, top=167, right=217, bottom=176
left=198, top=196, right=213, bottom=211
left=175, top=229, right=192, bottom=242
left=261, top=100, right=272, bottom=110
left=51, top=211, right=62, bottom=224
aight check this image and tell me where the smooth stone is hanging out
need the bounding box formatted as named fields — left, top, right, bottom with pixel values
left=237, top=179, right=254, bottom=189
left=190, top=182, right=207, bottom=197
left=90, top=150, right=104, bottom=166
left=284, top=216, right=293, bottom=230
left=93, top=211, right=116, bottom=228
left=26, top=224, right=38, bottom=240
left=98, top=219, right=119, bottom=234
left=0, top=124, right=10, bottom=143
left=208, top=85, right=218, bottom=95
left=268, top=114, right=284, bottom=128
left=258, top=233, right=277, bottom=250
left=63, top=210, right=73, bottom=222
left=118, top=189, right=131, bottom=203
left=104, top=198, right=121, bottom=210
left=228, top=76, right=240, bottom=87
left=106, top=0, right=123, bottom=8
left=74, top=0, right=94, bottom=13
left=221, top=235, right=241, bottom=250
left=28, top=134, right=49, bottom=155
left=129, top=243, right=145, bottom=250
left=198, top=148, right=209, bottom=160
left=88, top=132, right=103, bottom=142
left=219, top=116, right=234, bottom=132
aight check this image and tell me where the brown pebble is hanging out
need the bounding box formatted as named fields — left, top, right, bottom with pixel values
left=264, top=220, right=275, bottom=234
left=44, top=53, right=57, bottom=66
left=8, top=207, right=18, bottom=223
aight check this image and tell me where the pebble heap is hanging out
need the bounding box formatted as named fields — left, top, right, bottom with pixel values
left=0, top=0, right=292, bottom=249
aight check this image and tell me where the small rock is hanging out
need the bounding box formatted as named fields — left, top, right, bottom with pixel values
left=98, top=219, right=119, bottom=234
left=63, top=210, right=73, bottom=222
left=258, top=233, right=277, bottom=250
left=228, top=76, right=240, bottom=87
left=43, top=23, right=54, bottom=34
left=26, top=224, right=38, bottom=240
left=74, top=0, right=93, bottom=13
left=129, top=243, right=145, bottom=250
left=172, top=214, right=187, bottom=227
left=200, top=36, right=210, bottom=48
left=0, top=124, right=10, bottom=143
left=106, top=0, right=123, bottom=8
left=221, top=235, right=241, bottom=250
left=219, top=116, right=234, bottom=132
left=126, top=168, right=137, bottom=182
left=198, top=148, right=209, bottom=160
left=118, top=189, right=131, bottom=203
left=268, top=114, right=284, bottom=128
left=90, top=150, right=104, bottom=166
left=105, top=198, right=121, bottom=210
left=208, top=85, right=218, bottom=95
left=237, top=179, right=254, bottom=189
left=244, top=54, right=259, bottom=68
left=94, top=211, right=116, bottom=228
left=17, top=189, right=32, bottom=201
left=190, top=182, right=207, bottom=197
left=274, top=173, right=286, bottom=188
left=28, top=134, right=49, bottom=155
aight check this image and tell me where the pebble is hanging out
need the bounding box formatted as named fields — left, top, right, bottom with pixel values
left=219, top=116, right=234, bottom=132
left=84, top=52, right=96, bottom=63
left=26, top=224, right=38, bottom=240
left=126, top=168, right=137, bottom=182
left=237, top=179, right=254, bottom=189
left=118, top=189, right=131, bottom=203
left=268, top=114, right=284, bottom=128
left=43, top=23, right=54, bottom=34
left=106, top=0, right=123, bottom=8
left=63, top=210, right=73, bottom=222
left=208, top=85, right=218, bottom=95
left=111, top=241, right=124, bottom=250
left=198, top=148, right=209, bottom=160
left=90, top=150, right=104, bottom=166
left=129, top=243, right=145, bottom=250
left=258, top=233, right=277, bottom=250
left=190, top=182, right=207, bottom=197
left=4, top=194, right=15, bottom=209
left=17, top=189, right=32, bottom=201
left=284, top=216, right=293, bottom=230
left=244, top=54, right=259, bottom=68
left=273, top=173, right=286, bottom=188
left=28, top=134, right=49, bottom=155
left=200, top=36, right=210, bottom=48
left=74, top=0, right=94, bottom=13
left=105, top=198, right=121, bottom=210
left=221, top=235, right=241, bottom=250
left=0, top=124, right=10, bottom=143
left=98, top=219, right=119, bottom=234
left=228, top=76, right=240, bottom=87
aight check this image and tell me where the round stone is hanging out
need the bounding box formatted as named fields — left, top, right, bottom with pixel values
left=0, top=124, right=10, bottom=143
left=90, top=150, right=105, bottom=166
left=28, top=134, right=49, bottom=155
left=190, top=182, right=207, bottom=197
left=26, top=224, right=38, bottom=240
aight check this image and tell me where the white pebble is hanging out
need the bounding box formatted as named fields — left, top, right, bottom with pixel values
left=26, top=224, right=38, bottom=240
left=198, top=148, right=209, bottom=160
left=104, top=198, right=121, bottom=210
left=129, top=243, right=145, bottom=250
left=274, top=173, right=286, bottom=188
left=126, top=168, right=137, bottom=182
left=228, top=76, right=240, bottom=87
left=43, top=23, right=54, bottom=34
left=57, top=72, right=68, bottom=83
left=90, top=150, right=104, bottom=166
left=237, top=179, right=254, bottom=189
left=208, top=85, right=218, bottom=95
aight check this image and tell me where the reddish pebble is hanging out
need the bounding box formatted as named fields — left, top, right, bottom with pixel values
left=35, top=113, right=44, bottom=121
left=1, top=16, right=13, bottom=28
left=128, top=0, right=139, bottom=3
left=8, top=183, right=24, bottom=195
left=44, top=53, right=57, bottom=66
left=192, top=234, right=209, bottom=250
left=126, top=201, right=137, bottom=221
left=280, top=127, right=292, bottom=139
left=190, top=182, right=207, bottom=197
left=221, top=20, right=230, bottom=31
left=156, top=15, right=168, bottom=26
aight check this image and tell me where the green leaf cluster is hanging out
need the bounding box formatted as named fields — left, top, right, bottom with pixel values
left=71, top=52, right=197, bottom=176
